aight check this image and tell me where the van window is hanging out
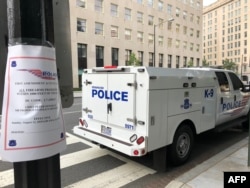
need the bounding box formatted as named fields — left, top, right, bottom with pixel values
left=228, top=72, right=243, bottom=90
left=215, top=72, right=230, bottom=92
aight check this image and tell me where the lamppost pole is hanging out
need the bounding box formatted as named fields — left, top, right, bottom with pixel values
left=153, top=18, right=174, bottom=67
left=153, top=24, right=156, bottom=67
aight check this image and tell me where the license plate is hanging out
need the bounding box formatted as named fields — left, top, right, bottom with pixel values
left=101, top=125, right=112, bottom=136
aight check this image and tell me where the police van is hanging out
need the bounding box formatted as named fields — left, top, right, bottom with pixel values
left=74, top=66, right=250, bottom=166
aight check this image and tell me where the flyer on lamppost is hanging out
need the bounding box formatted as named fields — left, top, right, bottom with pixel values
left=0, top=45, right=66, bottom=162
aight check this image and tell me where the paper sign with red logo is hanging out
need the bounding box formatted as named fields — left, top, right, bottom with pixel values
left=0, top=45, right=66, bottom=162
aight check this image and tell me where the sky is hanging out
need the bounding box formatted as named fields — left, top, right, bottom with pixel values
left=203, top=0, right=217, bottom=6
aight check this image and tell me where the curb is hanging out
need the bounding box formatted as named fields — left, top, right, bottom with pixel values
left=165, top=137, right=249, bottom=188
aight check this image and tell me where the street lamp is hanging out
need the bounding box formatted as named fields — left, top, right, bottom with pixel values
left=153, top=18, right=174, bottom=67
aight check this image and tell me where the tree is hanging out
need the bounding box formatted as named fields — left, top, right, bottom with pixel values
left=202, top=58, right=209, bottom=67
left=126, top=53, right=140, bottom=66
left=222, top=59, right=236, bottom=71
left=187, top=60, right=194, bottom=67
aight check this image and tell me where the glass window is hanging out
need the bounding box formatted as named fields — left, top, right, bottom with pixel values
left=77, top=18, right=86, bottom=32
left=96, top=46, right=104, bottom=67
left=111, top=4, right=118, bottom=17
left=95, top=22, right=103, bottom=35
left=137, top=12, right=143, bottom=23
left=215, top=72, right=230, bottom=92
left=125, top=8, right=131, bottom=20
left=137, top=31, right=143, bottom=42
left=228, top=72, right=244, bottom=90
left=125, top=29, right=131, bottom=40
left=148, top=0, right=153, bottom=7
left=76, top=0, right=86, bottom=8
left=138, top=51, right=143, bottom=65
left=95, top=0, right=103, bottom=12
left=111, top=26, right=118, bottom=38
left=148, top=15, right=154, bottom=25
left=158, top=1, right=163, bottom=11
left=112, top=48, right=119, bottom=66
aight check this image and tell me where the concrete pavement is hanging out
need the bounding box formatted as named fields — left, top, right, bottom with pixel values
left=166, top=136, right=250, bottom=188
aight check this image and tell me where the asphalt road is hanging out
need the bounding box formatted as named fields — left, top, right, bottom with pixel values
left=0, top=97, right=248, bottom=187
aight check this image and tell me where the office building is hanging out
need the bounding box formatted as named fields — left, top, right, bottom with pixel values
left=203, top=0, right=250, bottom=76
left=69, top=0, right=203, bottom=87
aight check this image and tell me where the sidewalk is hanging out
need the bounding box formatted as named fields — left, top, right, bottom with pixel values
left=166, top=137, right=250, bottom=188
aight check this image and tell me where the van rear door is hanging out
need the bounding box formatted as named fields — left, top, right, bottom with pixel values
left=82, top=72, right=136, bottom=127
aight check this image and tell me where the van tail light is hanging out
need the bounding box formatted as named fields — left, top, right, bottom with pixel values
left=136, top=136, right=145, bottom=145
left=79, top=119, right=84, bottom=126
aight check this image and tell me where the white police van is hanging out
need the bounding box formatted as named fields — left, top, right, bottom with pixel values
left=74, top=66, right=250, bottom=166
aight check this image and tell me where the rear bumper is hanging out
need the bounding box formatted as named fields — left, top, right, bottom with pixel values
left=73, top=125, right=147, bottom=156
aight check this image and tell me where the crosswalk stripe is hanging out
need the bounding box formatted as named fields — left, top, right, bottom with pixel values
left=61, top=147, right=108, bottom=168
left=0, top=133, right=156, bottom=188
left=65, top=162, right=155, bottom=188
left=0, top=169, right=14, bottom=187
left=65, top=133, right=81, bottom=145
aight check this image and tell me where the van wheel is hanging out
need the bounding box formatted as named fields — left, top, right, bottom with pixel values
left=169, top=125, right=194, bottom=166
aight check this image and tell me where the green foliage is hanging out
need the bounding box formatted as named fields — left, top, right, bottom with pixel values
left=202, top=58, right=209, bottom=67
left=127, top=53, right=140, bottom=66
left=187, top=60, right=194, bottom=67
left=222, top=59, right=236, bottom=71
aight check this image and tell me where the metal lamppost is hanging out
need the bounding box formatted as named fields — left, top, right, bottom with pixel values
left=153, top=18, right=174, bottom=67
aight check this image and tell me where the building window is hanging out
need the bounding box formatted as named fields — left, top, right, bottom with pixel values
left=158, top=1, right=163, bottom=11
left=168, top=55, right=172, bottom=68
left=159, top=54, right=163, bottom=67
left=95, top=0, right=103, bottom=12
left=176, top=8, right=180, bottom=17
left=77, top=18, right=86, bottom=32
left=137, top=0, right=143, bottom=4
left=76, top=0, right=86, bottom=8
left=148, top=34, right=153, bottom=44
left=183, top=11, right=187, bottom=20
left=167, top=4, right=172, bottom=15
left=148, top=0, right=153, bottom=8
left=112, top=48, right=119, bottom=66
left=176, top=40, right=180, bottom=48
left=196, top=58, right=200, bottom=67
left=183, top=56, right=187, bottom=67
left=125, top=8, right=131, bottom=20
left=196, top=44, right=200, bottom=52
left=95, top=22, right=103, bottom=35
left=96, top=46, right=104, bottom=67
left=111, top=26, right=118, bottom=38
left=190, top=28, right=194, bottom=37
left=158, top=36, right=163, bottom=46
left=149, top=52, right=153, bottom=66
left=183, top=26, right=187, bottom=35
left=176, top=56, right=180, bottom=68
left=78, top=43, right=87, bottom=70
left=77, top=43, right=87, bottom=87
left=111, top=3, right=118, bottom=17
left=176, top=24, right=180, bottom=33
left=196, top=30, right=200, bottom=38
left=125, top=29, right=131, bottom=40
left=190, top=43, right=194, bottom=51
left=137, top=31, right=143, bottom=43
left=190, top=13, right=194, bottom=22
left=167, top=21, right=173, bottom=30
left=137, top=12, right=143, bottom=23
left=148, top=15, right=154, bottom=25
left=138, top=51, right=143, bottom=65
left=125, top=49, right=132, bottom=65
left=167, top=38, right=172, bottom=47
left=183, top=41, right=187, bottom=50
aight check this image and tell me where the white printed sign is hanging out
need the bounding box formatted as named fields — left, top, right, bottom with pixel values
left=0, top=45, right=66, bottom=162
